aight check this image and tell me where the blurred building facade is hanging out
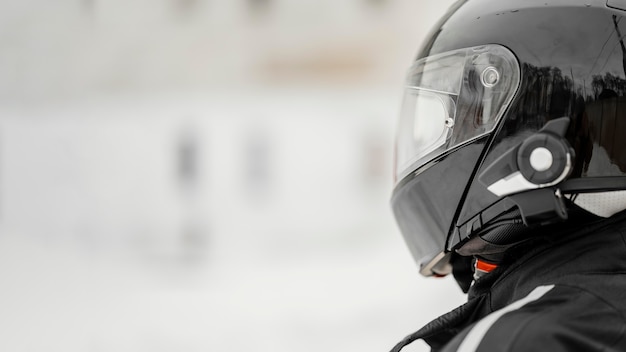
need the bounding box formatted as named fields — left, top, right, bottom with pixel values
left=0, top=2, right=462, bottom=352
left=0, top=0, right=453, bottom=100
left=0, top=0, right=457, bottom=260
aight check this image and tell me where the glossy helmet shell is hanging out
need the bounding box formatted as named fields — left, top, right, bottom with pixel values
left=392, top=0, right=626, bottom=276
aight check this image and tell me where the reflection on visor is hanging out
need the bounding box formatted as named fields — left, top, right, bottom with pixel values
left=412, top=92, right=453, bottom=153
left=395, top=45, right=521, bottom=182
left=396, top=90, right=455, bottom=177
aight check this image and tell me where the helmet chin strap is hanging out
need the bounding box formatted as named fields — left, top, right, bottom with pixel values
left=456, top=208, right=530, bottom=262
left=455, top=217, right=533, bottom=282
left=454, top=199, right=602, bottom=283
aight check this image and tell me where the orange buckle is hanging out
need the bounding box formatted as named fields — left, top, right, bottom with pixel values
left=475, top=259, right=498, bottom=273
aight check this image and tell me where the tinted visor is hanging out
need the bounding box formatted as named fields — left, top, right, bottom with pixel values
left=392, top=141, right=487, bottom=276
left=393, top=45, right=520, bottom=275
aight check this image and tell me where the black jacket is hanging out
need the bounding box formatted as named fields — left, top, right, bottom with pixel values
left=392, top=212, right=626, bottom=352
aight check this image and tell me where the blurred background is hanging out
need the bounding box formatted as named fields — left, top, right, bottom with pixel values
left=0, top=1, right=465, bottom=351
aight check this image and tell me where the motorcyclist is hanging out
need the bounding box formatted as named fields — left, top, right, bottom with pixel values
left=391, top=1, right=626, bottom=350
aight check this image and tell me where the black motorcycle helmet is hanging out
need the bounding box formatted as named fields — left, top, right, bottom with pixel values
left=392, top=0, right=626, bottom=286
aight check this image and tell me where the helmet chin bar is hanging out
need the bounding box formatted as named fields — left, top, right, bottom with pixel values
left=479, top=117, right=574, bottom=227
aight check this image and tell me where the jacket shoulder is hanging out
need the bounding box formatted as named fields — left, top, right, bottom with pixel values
left=444, top=284, right=626, bottom=352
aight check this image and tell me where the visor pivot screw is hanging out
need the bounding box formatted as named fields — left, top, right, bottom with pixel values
left=481, top=67, right=500, bottom=87
left=445, top=118, right=455, bottom=128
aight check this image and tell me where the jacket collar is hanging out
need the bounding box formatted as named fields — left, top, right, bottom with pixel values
left=392, top=211, right=626, bottom=352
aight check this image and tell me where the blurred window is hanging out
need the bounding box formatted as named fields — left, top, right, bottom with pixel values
left=248, top=0, right=271, bottom=15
